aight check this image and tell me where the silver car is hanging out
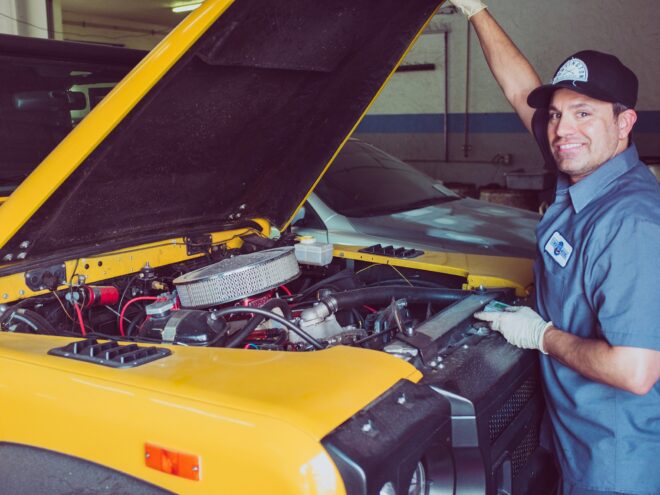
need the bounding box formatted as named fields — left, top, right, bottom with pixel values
left=294, top=139, right=540, bottom=258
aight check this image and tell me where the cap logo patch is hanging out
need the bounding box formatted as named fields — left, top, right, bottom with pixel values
left=552, top=57, right=589, bottom=85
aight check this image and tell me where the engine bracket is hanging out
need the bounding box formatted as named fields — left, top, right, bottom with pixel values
left=24, top=263, right=67, bottom=291
left=184, top=234, right=212, bottom=256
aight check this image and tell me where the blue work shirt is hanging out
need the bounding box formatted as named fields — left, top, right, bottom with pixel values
left=534, top=144, right=660, bottom=495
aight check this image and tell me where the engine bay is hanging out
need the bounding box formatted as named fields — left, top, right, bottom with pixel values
left=0, top=242, right=514, bottom=369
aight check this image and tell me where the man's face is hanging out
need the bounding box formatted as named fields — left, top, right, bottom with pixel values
left=547, top=89, right=629, bottom=183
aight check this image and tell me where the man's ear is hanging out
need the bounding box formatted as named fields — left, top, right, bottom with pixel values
left=617, top=109, right=637, bottom=140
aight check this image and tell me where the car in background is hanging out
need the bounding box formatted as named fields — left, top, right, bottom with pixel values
left=294, top=139, right=540, bottom=259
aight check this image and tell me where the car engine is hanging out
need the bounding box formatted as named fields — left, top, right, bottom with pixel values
left=0, top=246, right=480, bottom=353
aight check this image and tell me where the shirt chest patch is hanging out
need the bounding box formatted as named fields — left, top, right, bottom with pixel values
left=544, top=231, right=573, bottom=267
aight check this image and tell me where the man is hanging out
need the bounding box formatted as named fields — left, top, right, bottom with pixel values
left=448, top=1, right=660, bottom=494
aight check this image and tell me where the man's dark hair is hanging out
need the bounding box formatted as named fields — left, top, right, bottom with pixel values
left=613, top=102, right=629, bottom=117
left=612, top=102, right=633, bottom=146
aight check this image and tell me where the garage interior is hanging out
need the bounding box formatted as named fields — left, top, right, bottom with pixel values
left=1, top=0, right=657, bottom=210
left=0, top=2, right=657, bottom=494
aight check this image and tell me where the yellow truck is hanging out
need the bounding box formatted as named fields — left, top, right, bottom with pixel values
left=0, top=1, right=554, bottom=493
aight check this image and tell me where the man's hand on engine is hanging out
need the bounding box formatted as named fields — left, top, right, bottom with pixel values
left=473, top=306, right=552, bottom=354
left=449, top=0, right=488, bottom=18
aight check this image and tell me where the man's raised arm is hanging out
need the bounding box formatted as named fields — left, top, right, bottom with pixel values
left=451, top=0, right=541, bottom=133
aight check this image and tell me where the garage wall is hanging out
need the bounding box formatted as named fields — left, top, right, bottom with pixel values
left=0, top=1, right=167, bottom=50
left=0, top=0, right=50, bottom=38
left=356, top=0, right=660, bottom=186
left=1, top=0, right=656, bottom=189
left=60, top=11, right=168, bottom=50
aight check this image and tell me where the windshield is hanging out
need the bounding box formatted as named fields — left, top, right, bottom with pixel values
left=0, top=45, right=133, bottom=196
left=315, top=140, right=458, bottom=217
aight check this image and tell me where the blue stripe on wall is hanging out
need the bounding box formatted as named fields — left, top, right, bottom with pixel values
left=355, top=111, right=660, bottom=134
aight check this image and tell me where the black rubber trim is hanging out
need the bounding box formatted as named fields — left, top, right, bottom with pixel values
left=322, top=380, right=453, bottom=495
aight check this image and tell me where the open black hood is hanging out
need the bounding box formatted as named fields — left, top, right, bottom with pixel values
left=0, top=0, right=441, bottom=262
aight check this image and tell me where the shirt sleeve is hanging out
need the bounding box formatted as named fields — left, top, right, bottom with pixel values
left=587, top=217, right=660, bottom=350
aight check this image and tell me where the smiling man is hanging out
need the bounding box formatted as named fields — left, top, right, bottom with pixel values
left=530, top=51, right=639, bottom=184
left=547, top=90, right=627, bottom=181
left=449, top=1, right=660, bottom=495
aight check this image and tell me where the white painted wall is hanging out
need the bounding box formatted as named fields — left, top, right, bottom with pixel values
left=0, top=0, right=49, bottom=38
left=361, top=0, right=660, bottom=186
left=61, top=11, right=168, bottom=50
left=482, top=0, right=659, bottom=110
left=371, top=31, right=448, bottom=115
left=372, top=0, right=659, bottom=115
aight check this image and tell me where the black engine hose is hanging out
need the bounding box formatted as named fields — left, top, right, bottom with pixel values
left=242, top=234, right=276, bottom=249
left=322, top=286, right=467, bottom=312
left=2, top=308, right=59, bottom=335
left=126, top=309, right=146, bottom=337
left=266, top=298, right=293, bottom=320
left=214, top=306, right=324, bottom=350
left=298, top=268, right=356, bottom=299
left=225, top=298, right=292, bottom=348
left=0, top=294, right=54, bottom=326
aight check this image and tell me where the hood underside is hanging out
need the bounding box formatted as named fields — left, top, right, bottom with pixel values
left=0, top=0, right=441, bottom=262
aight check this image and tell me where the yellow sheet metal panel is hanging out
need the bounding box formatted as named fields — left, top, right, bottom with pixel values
left=334, top=244, right=534, bottom=296
left=0, top=333, right=421, bottom=492
left=0, top=0, right=234, bottom=251
left=0, top=331, right=420, bottom=439
left=0, top=348, right=345, bottom=493
left=0, top=222, right=270, bottom=303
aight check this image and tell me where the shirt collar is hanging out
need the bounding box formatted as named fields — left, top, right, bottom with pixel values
left=558, top=144, right=640, bottom=214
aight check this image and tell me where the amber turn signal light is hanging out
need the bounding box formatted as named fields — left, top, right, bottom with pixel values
left=145, top=443, right=200, bottom=481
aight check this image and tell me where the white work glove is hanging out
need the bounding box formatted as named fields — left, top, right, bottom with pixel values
left=473, top=306, right=552, bottom=354
left=449, top=0, right=488, bottom=18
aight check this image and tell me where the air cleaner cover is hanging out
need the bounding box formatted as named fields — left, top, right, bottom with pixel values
left=174, top=247, right=300, bottom=308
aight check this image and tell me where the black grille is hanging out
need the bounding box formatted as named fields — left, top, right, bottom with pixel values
left=358, top=244, right=424, bottom=259
left=48, top=338, right=171, bottom=368
left=488, top=375, right=537, bottom=442
left=512, top=421, right=540, bottom=478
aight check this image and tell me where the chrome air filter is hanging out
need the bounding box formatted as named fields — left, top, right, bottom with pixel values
left=174, top=247, right=300, bottom=309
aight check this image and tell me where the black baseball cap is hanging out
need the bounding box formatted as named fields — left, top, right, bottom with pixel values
left=527, top=50, right=638, bottom=109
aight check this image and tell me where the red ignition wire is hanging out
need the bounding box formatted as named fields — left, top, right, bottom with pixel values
left=119, top=296, right=160, bottom=337
left=363, top=305, right=378, bottom=313
left=278, top=285, right=292, bottom=296
left=73, top=302, right=87, bottom=336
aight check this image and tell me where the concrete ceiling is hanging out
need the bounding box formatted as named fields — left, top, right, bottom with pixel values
left=60, top=0, right=194, bottom=27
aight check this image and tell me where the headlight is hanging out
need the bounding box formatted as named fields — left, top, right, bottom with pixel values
left=322, top=380, right=453, bottom=495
